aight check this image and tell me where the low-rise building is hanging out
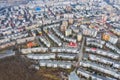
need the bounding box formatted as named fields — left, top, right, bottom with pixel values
left=106, top=43, right=120, bottom=55
left=82, top=28, right=98, bottom=37
left=77, top=68, right=116, bottom=80
left=25, top=24, right=39, bottom=30
left=51, top=47, right=78, bottom=53
left=0, top=38, right=10, bottom=45
left=89, top=54, right=120, bottom=69
left=39, top=60, right=72, bottom=69
left=26, top=53, right=55, bottom=60
left=86, top=37, right=105, bottom=45
left=102, top=33, right=118, bottom=44
left=53, top=28, right=76, bottom=42
left=21, top=47, right=48, bottom=54
left=111, top=28, right=120, bottom=36
left=47, top=32, right=62, bottom=46
left=64, top=13, right=74, bottom=19
left=0, top=41, right=16, bottom=49
left=68, top=19, right=74, bottom=24
left=16, top=36, right=35, bottom=44
left=39, top=36, right=51, bottom=47
left=86, top=41, right=103, bottom=48
left=85, top=47, right=120, bottom=60
left=65, top=29, right=72, bottom=36
left=80, top=61, right=120, bottom=79
left=77, top=33, right=82, bottom=42
left=60, top=21, right=68, bottom=32
left=57, top=53, right=76, bottom=60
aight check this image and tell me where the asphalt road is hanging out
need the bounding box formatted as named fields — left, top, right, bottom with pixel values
left=75, top=37, right=85, bottom=69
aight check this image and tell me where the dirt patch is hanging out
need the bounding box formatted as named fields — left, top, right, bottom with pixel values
left=0, top=56, right=60, bottom=80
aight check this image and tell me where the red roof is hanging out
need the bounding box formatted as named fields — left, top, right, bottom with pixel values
left=91, top=48, right=97, bottom=51
left=27, top=42, right=35, bottom=48
left=68, top=42, right=77, bottom=47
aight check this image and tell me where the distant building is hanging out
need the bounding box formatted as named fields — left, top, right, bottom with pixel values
left=64, top=13, right=74, bottom=19
left=26, top=53, right=55, bottom=60
left=60, top=25, right=66, bottom=32
left=39, top=60, right=72, bottom=69
left=68, top=19, right=74, bottom=25
left=82, top=28, right=98, bottom=37
left=65, top=29, right=72, bottom=36
left=102, top=33, right=118, bottom=44
left=77, top=33, right=82, bottom=42
left=21, top=47, right=48, bottom=54
left=111, top=28, right=120, bottom=36
left=61, top=21, right=68, bottom=32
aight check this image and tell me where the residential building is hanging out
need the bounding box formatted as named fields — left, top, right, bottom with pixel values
left=77, top=33, right=82, bottom=42
left=26, top=53, right=55, bottom=60
left=102, top=33, right=118, bottom=44
left=21, top=47, right=48, bottom=54
left=39, top=60, right=72, bottom=69
left=65, top=29, right=72, bottom=36
left=57, top=53, right=76, bottom=60
left=80, top=61, right=120, bottom=79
